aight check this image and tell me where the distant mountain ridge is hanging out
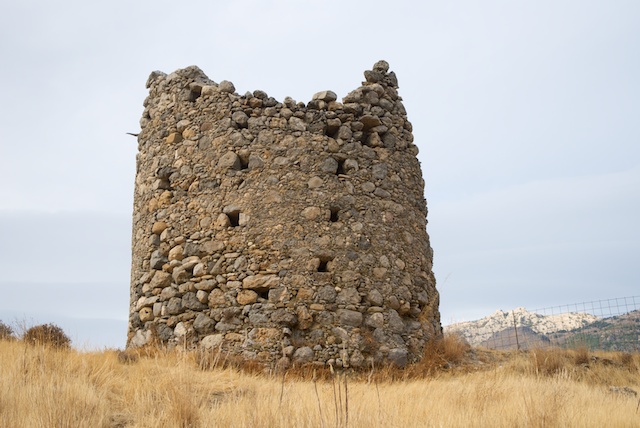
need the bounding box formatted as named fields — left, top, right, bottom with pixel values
left=445, top=307, right=600, bottom=347
left=445, top=307, right=640, bottom=352
left=555, top=309, right=640, bottom=352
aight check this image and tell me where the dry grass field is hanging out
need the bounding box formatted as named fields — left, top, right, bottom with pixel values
left=0, top=334, right=638, bottom=427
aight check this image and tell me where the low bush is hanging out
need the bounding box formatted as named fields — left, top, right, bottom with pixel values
left=23, top=323, right=71, bottom=349
left=0, top=320, right=14, bottom=340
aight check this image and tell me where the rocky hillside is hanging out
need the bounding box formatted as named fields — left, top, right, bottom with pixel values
left=551, top=309, right=640, bottom=352
left=445, top=308, right=599, bottom=347
left=446, top=307, right=640, bottom=352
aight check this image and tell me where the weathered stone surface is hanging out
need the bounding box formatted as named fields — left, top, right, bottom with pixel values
left=201, top=85, right=216, bottom=96
left=271, top=309, right=297, bottom=326
left=292, top=346, right=314, bottom=364
left=388, top=309, right=405, bottom=333
left=321, top=157, right=339, bottom=174
left=372, top=163, right=388, bottom=180
left=201, top=334, right=223, bottom=349
left=242, top=274, right=279, bottom=291
left=336, top=288, right=360, bottom=305
left=249, top=327, right=280, bottom=345
left=218, top=80, right=235, bottom=93
left=373, top=60, right=390, bottom=73
left=166, top=132, right=182, bottom=144
left=248, top=154, right=264, bottom=169
left=372, top=267, right=387, bottom=278
left=160, top=286, right=177, bottom=301
left=307, top=176, right=323, bottom=188
left=194, top=279, right=216, bottom=291
left=168, top=245, right=184, bottom=261
left=367, top=289, right=384, bottom=306
left=296, top=306, right=313, bottom=330
left=149, top=250, right=166, bottom=270
left=236, top=289, right=258, bottom=305
left=361, top=182, right=376, bottom=193
left=129, top=329, right=151, bottom=347
left=214, top=213, right=231, bottom=229
left=193, top=313, right=215, bottom=333
left=193, top=263, right=206, bottom=277
left=176, top=119, right=191, bottom=133
left=135, top=296, right=156, bottom=311
left=374, top=187, right=391, bottom=198
left=343, top=158, right=358, bottom=173
left=183, top=292, right=207, bottom=311
left=268, top=287, right=290, bottom=304
left=167, top=297, right=183, bottom=315
left=196, top=290, right=209, bottom=303
left=208, top=289, right=226, bottom=307
left=302, top=206, right=327, bottom=221
left=149, top=271, right=171, bottom=289
left=215, top=321, right=238, bottom=332
left=337, top=309, right=363, bottom=327
left=174, top=322, right=188, bottom=337
left=171, top=266, right=189, bottom=284
left=317, top=285, right=337, bottom=303
left=152, top=221, right=168, bottom=235
left=388, top=348, right=408, bottom=368
left=289, top=117, right=306, bottom=131
left=232, top=111, right=249, bottom=127
left=218, top=151, right=241, bottom=170
left=360, top=115, right=382, bottom=130
left=128, top=61, right=441, bottom=369
left=312, top=90, right=337, bottom=102
left=203, top=240, right=225, bottom=253
left=183, top=257, right=200, bottom=271
left=139, top=307, right=153, bottom=322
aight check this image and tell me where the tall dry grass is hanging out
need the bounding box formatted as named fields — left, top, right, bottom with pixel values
left=0, top=336, right=639, bottom=427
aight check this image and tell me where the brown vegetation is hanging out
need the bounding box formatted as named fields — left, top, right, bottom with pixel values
left=22, top=323, right=71, bottom=349
left=0, top=321, right=14, bottom=341
left=0, top=332, right=638, bottom=427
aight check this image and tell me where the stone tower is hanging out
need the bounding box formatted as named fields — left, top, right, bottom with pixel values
left=128, top=61, right=440, bottom=368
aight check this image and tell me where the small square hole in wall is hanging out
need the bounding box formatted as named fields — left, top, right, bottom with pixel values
left=317, top=256, right=334, bottom=272
left=227, top=210, right=240, bottom=227
left=336, top=159, right=346, bottom=175
left=188, top=90, right=201, bottom=102
left=330, top=207, right=339, bottom=222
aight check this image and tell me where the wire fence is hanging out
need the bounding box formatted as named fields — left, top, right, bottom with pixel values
left=446, top=296, right=640, bottom=352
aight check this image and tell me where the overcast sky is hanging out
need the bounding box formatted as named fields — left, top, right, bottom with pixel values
left=1, top=0, right=638, bottom=349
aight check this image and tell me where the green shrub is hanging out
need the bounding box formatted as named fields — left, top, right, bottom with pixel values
left=23, top=323, right=71, bottom=349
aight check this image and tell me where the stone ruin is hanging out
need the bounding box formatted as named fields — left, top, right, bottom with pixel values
left=128, top=60, right=441, bottom=369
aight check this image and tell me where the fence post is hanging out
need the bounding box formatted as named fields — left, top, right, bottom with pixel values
left=513, top=312, right=520, bottom=351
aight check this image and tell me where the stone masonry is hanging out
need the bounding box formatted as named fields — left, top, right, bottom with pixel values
left=128, top=60, right=441, bottom=369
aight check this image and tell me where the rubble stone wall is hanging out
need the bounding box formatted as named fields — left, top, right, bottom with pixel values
left=128, top=60, right=441, bottom=369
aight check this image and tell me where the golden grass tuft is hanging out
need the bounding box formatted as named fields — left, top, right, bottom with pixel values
left=1, top=335, right=639, bottom=427
left=530, top=347, right=566, bottom=376
left=572, top=346, right=591, bottom=366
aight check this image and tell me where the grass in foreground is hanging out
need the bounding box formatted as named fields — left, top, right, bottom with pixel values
left=0, top=336, right=638, bottom=427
